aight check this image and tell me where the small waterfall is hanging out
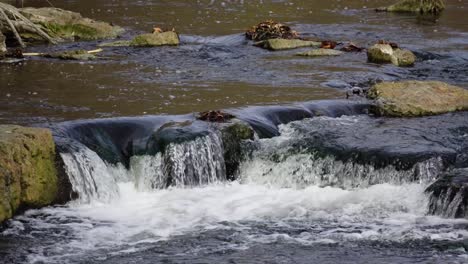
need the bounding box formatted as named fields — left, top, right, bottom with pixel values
left=133, top=132, right=226, bottom=190
left=59, top=144, right=121, bottom=203
left=59, top=132, right=227, bottom=201
left=240, top=153, right=444, bottom=189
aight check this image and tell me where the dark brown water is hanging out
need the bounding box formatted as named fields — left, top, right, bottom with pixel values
left=0, top=0, right=467, bottom=125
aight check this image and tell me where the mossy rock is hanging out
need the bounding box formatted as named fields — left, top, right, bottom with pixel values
left=383, top=0, right=445, bottom=15
left=0, top=126, right=61, bottom=222
left=297, top=48, right=343, bottom=57
left=99, top=40, right=132, bottom=47
left=255, top=39, right=321, bottom=51
left=220, top=121, right=255, bottom=180
left=130, top=32, right=180, bottom=47
left=367, top=81, right=468, bottom=117
left=367, top=44, right=394, bottom=63
left=19, top=7, right=124, bottom=42
left=391, top=49, right=416, bottom=66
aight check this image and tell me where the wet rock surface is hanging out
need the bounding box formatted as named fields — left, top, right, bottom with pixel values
left=426, top=168, right=468, bottom=218
left=296, top=48, right=343, bottom=57
left=272, top=112, right=468, bottom=171
left=0, top=32, right=6, bottom=56
left=254, top=38, right=321, bottom=50
left=368, top=80, right=468, bottom=117
left=367, top=43, right=416, bottom=66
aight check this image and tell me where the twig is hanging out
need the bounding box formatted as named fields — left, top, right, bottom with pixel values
left=0, top=8, right=25, bottom=48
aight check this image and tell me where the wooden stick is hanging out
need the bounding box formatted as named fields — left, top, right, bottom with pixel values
left=0, top=8, right=25, bottom=48
left=23, top=48, right=104, bottom=56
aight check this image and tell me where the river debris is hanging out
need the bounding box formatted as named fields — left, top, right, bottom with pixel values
left=246, top=20, right=299, bottom=41
left=22, top=48, right=102, bottom=60
left=320, top=40, right=337, bottom=49
left=376, top=0, right=445, bottom=15
left=197, top=110, right=235, bottom=123
left=296, top=48, right=343, bottom=57
left=340, top=42, right=365, bottom=52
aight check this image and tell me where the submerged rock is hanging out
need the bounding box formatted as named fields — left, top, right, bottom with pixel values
left=296, top=48, right=343, bottom=57
left=368, top=81, right=468, bottom=117
left=377, top=0, right=445, bottom=15
left=19, top=7, right=124, bottom=42
left=98, top=40, right=132, bottom=47
left=44, top=49, right=96, bottom=60
left=426, top=168, right=468, bottom=218
left=255, top=38, right=321, bottom=51
left=130, top=32, right=179, bottom=47
left=0, top=125, right=70, bottom=223
left=367, top=44, right=416, bottom=66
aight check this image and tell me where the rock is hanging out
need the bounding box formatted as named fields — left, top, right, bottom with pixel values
left=44, top=49, right=96, bottom=60
left=0, top=125, right=70, bottom=223
left=367, top=44, right=394, bottom=63
left=197, top=110, right=235, bottom=123
left=378, top=0, right=445, bottom=15
left=296, top=48, right=343, bottom=57
left=19, top=7, right=124, bottom=42
left=255, top=38, right=321, bottom=51
left=0, top=32, right=6, bottom=57
left=98, top=40, right=132, bottom=47
left=391, top=49, right=416, bottom=66
left=367, top=44, right=416, bottom=67
left=220, top=121, right=255, bottom=180
left=426, top=168, right=468, bottom=218
left=368, top=80, right=468, bottom=117
left=129, top=32, right=180, bottom=47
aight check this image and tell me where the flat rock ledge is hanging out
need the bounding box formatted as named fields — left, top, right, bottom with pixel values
left=0, top=125, right=71, bottom=223
left=367, top=80, right=468, bottom=117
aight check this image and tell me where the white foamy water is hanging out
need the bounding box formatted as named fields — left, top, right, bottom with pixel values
left=6, top=181, right=468, bottom=263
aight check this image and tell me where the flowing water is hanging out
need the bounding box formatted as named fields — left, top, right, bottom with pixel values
left=1, top=0, right=468, bottom=263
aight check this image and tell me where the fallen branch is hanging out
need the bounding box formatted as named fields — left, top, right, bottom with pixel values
left=0, top=8, right=25, bottom=48
left=23, top=48, right=103, bottom=56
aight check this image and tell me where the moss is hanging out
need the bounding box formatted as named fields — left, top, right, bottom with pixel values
left=99, top=40, right=132, bottom=47
left=0, top=126, right=61, bottom=223
left=386, top=0, right=445, bottom=14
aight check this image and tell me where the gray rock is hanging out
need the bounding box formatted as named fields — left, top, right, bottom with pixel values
left=255, top=38, right=321, bottom=51
left=391, top=49, right=416, bottom=66
left=367, top=44, right=394, bottom=63
left=0, top=32, right=6, bottom=56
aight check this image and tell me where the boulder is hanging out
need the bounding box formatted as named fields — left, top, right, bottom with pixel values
left=391, top=48, right=416, bottom=66
left=130, top=32, right=179, bottom=47
left=367, top=44, right=394, bottom=63
left=0, top=125, right=70, bottom=223
left=220, top=121, right=255, bottom=180
left=377, top=0, right=445, bottom=15
left=255, top=38, right=321, bottom=51
left=0, top=32, right=6, bottom=57
left=367, top=81, right=468, bottom=117
left=18, top=7, right=124, bottom=42
left=296, top=48, right=343, bottom=57
left=367, top=44, right=416, bottom=67
left=426, top=168, right=468, bottom=218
